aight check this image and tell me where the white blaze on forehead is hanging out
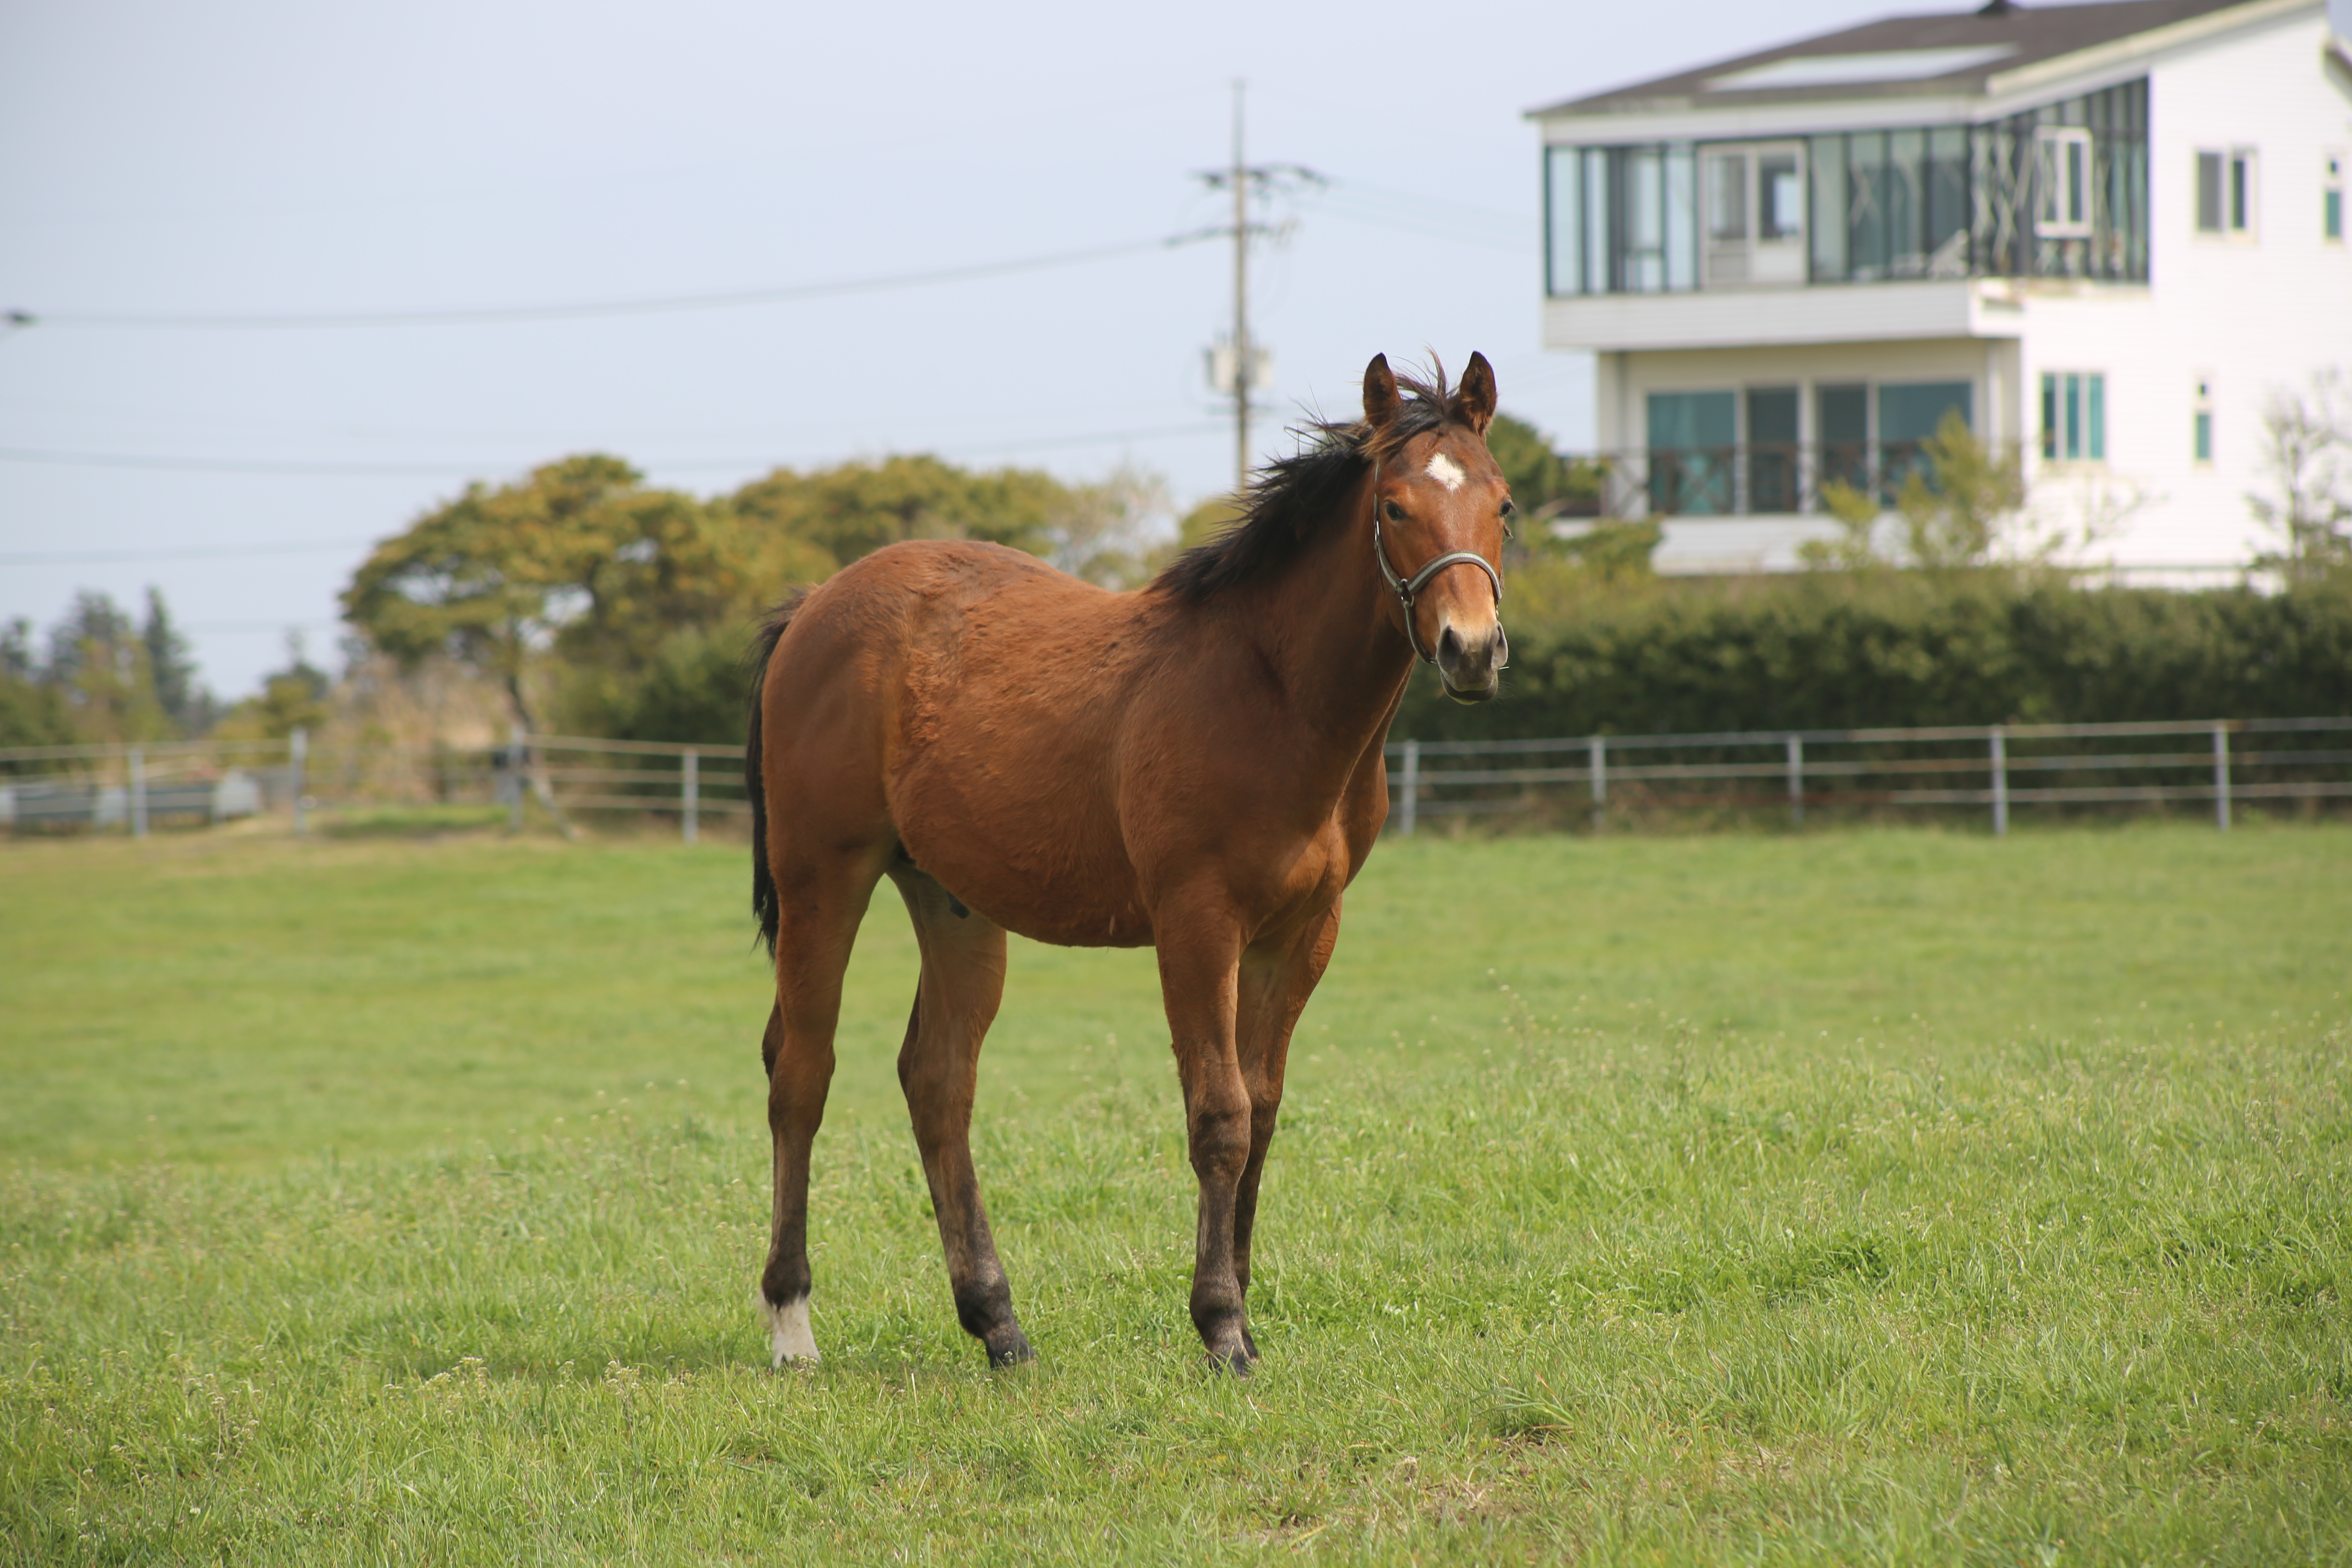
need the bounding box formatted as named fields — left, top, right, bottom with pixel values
left=1425, top=452, right=1467, bottom=492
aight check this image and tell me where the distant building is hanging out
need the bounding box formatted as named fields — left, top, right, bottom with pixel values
left=1528, top=0, right=2352, bottom=575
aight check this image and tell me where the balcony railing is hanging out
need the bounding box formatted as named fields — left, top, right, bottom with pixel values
left=1545, top=441, right=1954, bottom=520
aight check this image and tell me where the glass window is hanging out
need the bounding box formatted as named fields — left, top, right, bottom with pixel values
left=1624, top=148, right=1664, bottom=292
left=1647, top=391, right=1735, bottom=449
left=1849, top=132, right=1890, bottom=279
left=1760, top=153, right=1803, bottom=240
left=1879, top=381, right=1972, bottom=493
left=1646, top=391, right=1735, bottom=516
left=1707, top=152, right=1748, bottom=243
left=1818, top=383, right=1869, bottom=495
left=1890, top=128, right=1926, bottom=274
left=1925, top=127, right=1970, bottom=276
left=2039, top=372, right=2105, bottom=463
left=2036, top=129, right=2093, bottom=237
left=2199, top=149, right=2256, bottom=235
left=1545, top=146, right=1581, bottom=295
left=2194, top=409, right=2214, bottom=463
left=2327, top=154, right=2344, bottom=242
left=1810, top=135, right=1848, bottom=280
left=1583, top=148, right=1608, bottom=292
left=2197, top=151, right=2225, bottom=232
left=1746, top=387, right=1800, bottom=513
left=1665, top=146, right=1698, bottom=291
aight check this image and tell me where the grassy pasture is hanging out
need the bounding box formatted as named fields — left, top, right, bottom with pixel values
left=3, top=822, right=2349, bottom=1563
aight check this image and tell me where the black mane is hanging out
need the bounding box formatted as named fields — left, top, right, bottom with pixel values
left=1152, top=363, right=1461, bottom=603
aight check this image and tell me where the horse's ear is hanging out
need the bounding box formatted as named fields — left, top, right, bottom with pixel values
left=1363, top=354, right=1401, bottom=430
left=1453, top=351, right=1498, bottom=437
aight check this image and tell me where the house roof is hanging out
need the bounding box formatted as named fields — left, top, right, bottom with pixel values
left=1531, top=0, right=2292, bottom=117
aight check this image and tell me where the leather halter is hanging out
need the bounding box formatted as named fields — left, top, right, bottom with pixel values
left=1368, top=456, right=1506, bottom=666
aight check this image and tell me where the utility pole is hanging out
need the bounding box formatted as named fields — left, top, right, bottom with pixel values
left=1198, top=83, right=1323, bottom=496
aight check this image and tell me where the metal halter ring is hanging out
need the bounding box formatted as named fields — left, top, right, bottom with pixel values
left=1369, top=458, right=1506, bottom=667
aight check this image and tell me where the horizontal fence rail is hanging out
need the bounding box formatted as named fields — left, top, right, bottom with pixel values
left=0, top=729, right=748, bottom=842
left=1385, top=717, right=2352, bottom=836
left=11, top=718, right=2350, bottom=841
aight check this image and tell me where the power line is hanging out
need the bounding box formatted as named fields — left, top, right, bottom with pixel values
left=0, top=538, right=376, bottom=566
left=0, top=418, right=1232, bottom=483
left=8, top=231, right=1222, bottom=332
left=0, top=448, right=479, bottom=477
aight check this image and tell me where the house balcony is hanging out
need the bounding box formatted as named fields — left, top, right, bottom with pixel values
left=1548, top=438, right=1969, bottom=521
left=1542, top=276, right=2036, bottom=353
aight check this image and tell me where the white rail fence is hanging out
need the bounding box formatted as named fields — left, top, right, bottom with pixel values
left=9, top=717, right=2348, bottom=841
left=1388, top=717, right=2352, bottom=836
left=0, top=729, right=747, bottom=842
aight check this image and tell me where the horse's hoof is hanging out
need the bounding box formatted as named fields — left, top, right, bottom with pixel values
left=984, top=1327, right=1036, bottom=1370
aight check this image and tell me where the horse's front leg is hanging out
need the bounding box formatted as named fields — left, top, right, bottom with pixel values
left=1229, top=898, right=1342, bottom=1364
left=1156, top=909, right=1252, bottom=1372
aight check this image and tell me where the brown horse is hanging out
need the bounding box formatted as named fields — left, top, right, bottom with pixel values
left=744, top=352, right=1511, bottom=1373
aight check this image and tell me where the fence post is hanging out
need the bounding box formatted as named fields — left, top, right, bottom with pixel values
left=130, top=744, right=148, bottom=839
left=507, top=724, right=526, bottom=832
left=682, top=749, right=700, bottom=844
left=1989, top=725, right=2008, bottom=838
left=1785, top=734, right=1804, bottom=828
left=1588, top=736, right=1608, bottom=833
left=2212, top=723, right=2231, bottom=833
left=290, top=728, right=309, bottom=837
left=1397, top=740, right=1419, bottom=837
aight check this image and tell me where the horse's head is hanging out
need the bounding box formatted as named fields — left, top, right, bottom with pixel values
left=1363, top=352, right=1511, bottom=704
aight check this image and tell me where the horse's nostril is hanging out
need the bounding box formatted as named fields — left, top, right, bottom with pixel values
left=1438, top=626, right=1465, bottom=664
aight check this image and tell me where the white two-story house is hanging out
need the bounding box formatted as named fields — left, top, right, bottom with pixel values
left=1530, top=0, right=2352, bottom=575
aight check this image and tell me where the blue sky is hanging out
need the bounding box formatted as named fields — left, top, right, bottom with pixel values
left=7, top=0, right=2338, bottom=697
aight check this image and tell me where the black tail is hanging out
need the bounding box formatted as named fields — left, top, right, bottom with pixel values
left=746, top=589, right=812, bottom=960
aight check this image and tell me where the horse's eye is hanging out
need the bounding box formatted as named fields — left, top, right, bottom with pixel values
left=1383, top=501, right=1406, bottom=524
left=1501, top=498, right=1517, bottom=519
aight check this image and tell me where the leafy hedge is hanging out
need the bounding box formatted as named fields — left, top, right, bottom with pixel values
left=1396, top=575, right=2352, bottom=742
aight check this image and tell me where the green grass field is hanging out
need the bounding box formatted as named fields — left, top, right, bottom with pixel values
left=4, top=822, right=2348, bottom=1563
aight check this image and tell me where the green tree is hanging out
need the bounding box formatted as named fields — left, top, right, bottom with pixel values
left=1486, top=412, right=1603, bottom=523
left=214, top=635, right=331, bottom=741
left=140, top=588, right=207, bottom=731
left=41, top=590, right=172, bottom=744
left=2248, top=371, right=2352, bottom=586
left=343, top=455, right=739, bottom=728
left=0, top=618, right=77, bottom=761
left=729, top=454, right=1067, bottom=569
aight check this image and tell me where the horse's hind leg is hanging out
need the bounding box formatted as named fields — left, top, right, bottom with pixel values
left=757, top=848, right=883, bottom=1367
left=889, top=867, right=1034, bottom=1369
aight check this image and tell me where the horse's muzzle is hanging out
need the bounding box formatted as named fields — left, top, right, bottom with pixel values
left=1436, top=621, right=1507, bottom=704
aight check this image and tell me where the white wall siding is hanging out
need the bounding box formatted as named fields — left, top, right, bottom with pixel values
left=2023, top=12, right=2352, bottom=566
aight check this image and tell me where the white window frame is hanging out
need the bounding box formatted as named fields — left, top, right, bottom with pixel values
left=1697, top=140, right=1807, bottom=288
left=2035, top=127, right=2094, bottom=238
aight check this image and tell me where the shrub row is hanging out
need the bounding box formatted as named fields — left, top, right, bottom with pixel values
left=1396, top=575, right=2352, bottom=742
